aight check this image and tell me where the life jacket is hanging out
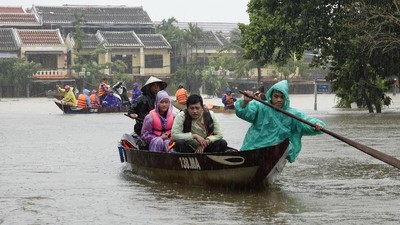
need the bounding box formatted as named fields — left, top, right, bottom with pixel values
left=167, top=108, right=214, bottom=152
left=175, top=88, right=187, bottom=104
left=224, top=94, right=234, bottom=107
left=77, top=94, right=88, bottom=108
left=98, top=82, right=109, bottom=97
left=90, top=94, right=100, bottom=107
left=183, top=108, right=214, bottom=135
left=150, top=110, right=174, bottom=136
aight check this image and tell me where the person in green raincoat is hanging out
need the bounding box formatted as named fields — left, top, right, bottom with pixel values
left=235, top=80, right=326, bottom=163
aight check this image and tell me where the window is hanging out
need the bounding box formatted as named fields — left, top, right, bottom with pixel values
left=111, top=54, right=133, bottom=74
left=27, top=54, right=57, bottom=70
left=145, top=55, right=163, bottom=68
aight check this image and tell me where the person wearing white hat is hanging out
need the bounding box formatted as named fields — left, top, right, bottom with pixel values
left=127, top=76, right=167, bottom=136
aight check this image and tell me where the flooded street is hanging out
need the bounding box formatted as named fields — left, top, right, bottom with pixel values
left=1, top=94, right=400, bottom=224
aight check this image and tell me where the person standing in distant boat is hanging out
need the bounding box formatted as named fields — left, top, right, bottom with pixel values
left=130, top=82, right=142, bottom=105
left=222, top=87, right=236, bottom=110
left=98, top=77, right=110, bottom=104
left=175, top=83, right=188, bottom=105
left=127, top=76, right=167, bottom=136
left=171, top=94, right=228, bottom=153
left=56, top=84, right=77, bottom=106
left=235, top=80, right=326, bottom=163
left=141, top=90, right=175, bottom=152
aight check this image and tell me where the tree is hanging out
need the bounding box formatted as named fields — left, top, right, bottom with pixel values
left=241, top=0, right=400, bottom=113
left=155, top=18, right=186, bottom=70
left=0, top=58, right=40, bottom=97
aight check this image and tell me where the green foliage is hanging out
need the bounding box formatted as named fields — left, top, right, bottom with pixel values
left=171, top=64, right=203, bottom=94
left=0, top=58, right=40, bottom=85
left=201, top=66, right=228, bottom=95
left=241, top=0, right=400, bottom=113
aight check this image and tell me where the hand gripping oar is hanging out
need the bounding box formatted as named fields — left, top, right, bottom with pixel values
left=239, top=90, right=400, bottom=170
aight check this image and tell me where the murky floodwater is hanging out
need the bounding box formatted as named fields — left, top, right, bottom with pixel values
left=1, top=94, right=399, bottom=224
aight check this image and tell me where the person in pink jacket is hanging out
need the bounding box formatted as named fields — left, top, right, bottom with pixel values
left=141, top=90, right=174, bottom=152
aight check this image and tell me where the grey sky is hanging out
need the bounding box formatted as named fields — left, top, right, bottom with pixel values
left=7, top=0, right=250, bottom=23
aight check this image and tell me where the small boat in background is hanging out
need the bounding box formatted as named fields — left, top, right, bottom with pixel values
left=172, top=100, right=235, bottom=114
left=117, top=133, right=289, bottom=188
left=54, top=101, right=128, bottom=114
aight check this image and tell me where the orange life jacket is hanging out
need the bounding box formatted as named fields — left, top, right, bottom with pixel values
left=98, top=82, right=109, bottom=97
left=90, top=94, right=100, bottom=107
left=77, top=94, right=88, bottom=108
left=175, top=88, right=187, bottom=104
left=150, top=110, right=174, bottom=136
left=224, top=94, right=234, bottom=107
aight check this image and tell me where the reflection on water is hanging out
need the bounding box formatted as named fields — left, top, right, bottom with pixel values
left=1, top=95, right=400, bottom=224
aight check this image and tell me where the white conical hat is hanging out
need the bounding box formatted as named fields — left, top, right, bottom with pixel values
left=141, top=76, right=167, bottom=93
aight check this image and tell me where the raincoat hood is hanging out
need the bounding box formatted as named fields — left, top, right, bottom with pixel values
left=133, top=82, right=139, bottom=88
left=83, top=89, right=90, bottom=95
left=266, top=80, right=290, bottom=109
left=141, top=76, right=167, bottom=93
left=225, top=87, right=232, bottom=94
left=235, top=79, right=326, bottom=163
left=155, top=90, right=173, bottom=117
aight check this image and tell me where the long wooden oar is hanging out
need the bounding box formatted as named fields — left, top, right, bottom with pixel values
left=238, top=90, right=400, bottom=170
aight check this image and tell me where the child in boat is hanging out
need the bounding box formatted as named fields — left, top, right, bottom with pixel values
left=141, top=90, right=174, bottom=152
left=235, top=80, right=326, bottom=163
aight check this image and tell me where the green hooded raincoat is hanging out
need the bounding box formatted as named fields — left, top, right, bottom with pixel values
left=235, top=80, right=326, bottom=163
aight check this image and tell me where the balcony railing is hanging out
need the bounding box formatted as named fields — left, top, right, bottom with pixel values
left=32, top=69, right=69, bottom=79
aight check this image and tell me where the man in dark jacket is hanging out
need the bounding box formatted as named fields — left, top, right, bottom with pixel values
left=127, top=76, right=167, bottom=135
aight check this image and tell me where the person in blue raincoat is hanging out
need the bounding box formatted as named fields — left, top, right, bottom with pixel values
left=102, top=90, right=122, bottom=109
left=235, top=80, right=326, bottom=163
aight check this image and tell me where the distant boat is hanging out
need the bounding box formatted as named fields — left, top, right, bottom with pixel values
left=118, top=133, right=289, bottom=188
left=172, top=100, right=235, bottom=114
left=54, top=101, right=128, bottom=114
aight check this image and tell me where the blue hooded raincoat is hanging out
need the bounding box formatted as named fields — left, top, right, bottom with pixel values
left=235, top=80, right=326, bottom=162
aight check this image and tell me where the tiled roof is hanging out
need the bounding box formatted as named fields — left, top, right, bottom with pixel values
left=164, top=22, right=238, bottom=34
left=0, top=13, right=40, bottom=26
left=197, top=31, right=224, bottom=50
left=81, top=34, right=100, bottom=49
left=98, top=31, right=143, bottom=47
left=136, top=34, right=171, bottom=49
left=0, top=28, right=19, bottom=51
left=17, top=29, right=64, bottom=45
left=214, top=32, right=230, bottom=46
left=0, top=7, right=25, bottom=13
left=33, top=5, right=153, bottom=25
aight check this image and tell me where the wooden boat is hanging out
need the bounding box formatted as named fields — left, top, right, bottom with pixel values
left=118, top=133, right=289, bottom=188
left=173, top=100, right=235, bottom=114
left=54, top=101, right=128, bottom=114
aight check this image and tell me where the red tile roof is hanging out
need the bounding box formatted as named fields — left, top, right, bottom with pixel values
left=0, top=7, right=25, bottom=13
left=0, top=13, right=39, bottom=25
left=17, top=30, right=63, bottom=45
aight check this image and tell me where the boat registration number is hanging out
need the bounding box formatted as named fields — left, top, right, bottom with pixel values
left=179, top=157, right=201, bottom=170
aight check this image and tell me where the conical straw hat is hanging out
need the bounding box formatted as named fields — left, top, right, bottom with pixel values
left=141, top=76, right=167, bottom=93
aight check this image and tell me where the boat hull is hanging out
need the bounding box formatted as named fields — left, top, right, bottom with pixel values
left=55, top=101, right=128, bottom=114
left=120, top=134, right=289, bottom=188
